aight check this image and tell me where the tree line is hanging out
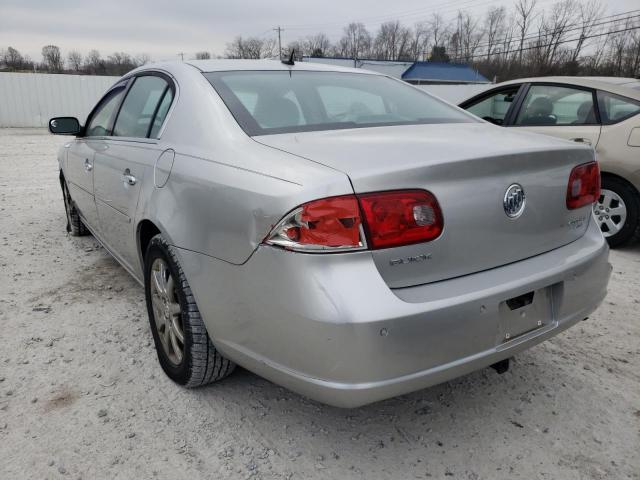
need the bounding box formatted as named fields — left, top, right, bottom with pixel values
left=226, top=0, right=640, bottom=80
left=0, top=45, right=151, bottom=76
left=2, top=0, right=639, bottom=81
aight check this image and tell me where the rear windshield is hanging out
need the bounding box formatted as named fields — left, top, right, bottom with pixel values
left=204, top=70, right=475, bottom=136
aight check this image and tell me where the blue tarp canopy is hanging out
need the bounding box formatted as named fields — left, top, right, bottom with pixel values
left=401, top=62, right=488, bottom=83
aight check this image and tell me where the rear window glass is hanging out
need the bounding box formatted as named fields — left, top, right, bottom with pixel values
left=204, top=70, right=475, bottom=136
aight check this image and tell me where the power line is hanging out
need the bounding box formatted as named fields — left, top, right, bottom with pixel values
left=465, top=24, right=640, bottom=60
left=283, top=0, right=494, bottom=29
left=283, top=0, right=557, bottom=32
left=466, top=10, right=640, bottom=53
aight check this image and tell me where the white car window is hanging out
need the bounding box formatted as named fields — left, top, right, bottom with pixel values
left=515, top=85, right=596, bottom=126
left=465, top=87, right=520, bottom=125
left=597, top=90, right=640, bottom=124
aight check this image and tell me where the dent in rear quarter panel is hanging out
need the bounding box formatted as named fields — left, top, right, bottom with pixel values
left=136, top=148, right=355, bottom=266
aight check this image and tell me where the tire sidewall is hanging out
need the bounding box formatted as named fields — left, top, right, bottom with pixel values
left=62, top=180, right=74, bottom=228
left=600, top=177, right=640, bottom=248
left=144, top=237, right=192, bottom=384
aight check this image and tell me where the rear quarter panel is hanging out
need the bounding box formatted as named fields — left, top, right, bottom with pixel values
left=133, top=65, right=353, bottom=266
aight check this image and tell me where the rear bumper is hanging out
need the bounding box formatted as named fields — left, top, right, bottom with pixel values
left=177, top=219, right=610, bottom=408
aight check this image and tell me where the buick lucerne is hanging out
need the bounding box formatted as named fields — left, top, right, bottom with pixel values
left=49, top=61, right=611, bottom=407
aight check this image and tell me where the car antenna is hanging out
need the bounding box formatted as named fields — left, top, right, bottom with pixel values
left=281, top=49, right=295, bottom=66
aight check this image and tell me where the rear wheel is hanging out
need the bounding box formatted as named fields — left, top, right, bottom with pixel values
left=144, top=235, right=235, bottom=387
left=61, top=178, right=89, bottom=236
left=593, top=176, right=640, bottom=248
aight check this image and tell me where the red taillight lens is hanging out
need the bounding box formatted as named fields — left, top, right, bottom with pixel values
left=265, top=195, right=364, bottom=251
left=566, top=161, right=600, bottom=210
left=358, top=190, right=443, bottom=249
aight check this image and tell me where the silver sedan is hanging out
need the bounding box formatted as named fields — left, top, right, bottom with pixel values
left=49, top=60, right=610, bottom=407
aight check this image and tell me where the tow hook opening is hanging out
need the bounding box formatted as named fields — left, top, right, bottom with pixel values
left=491, top=358, right=510, bottom=374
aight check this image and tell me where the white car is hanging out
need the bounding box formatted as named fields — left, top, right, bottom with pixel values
left=460, top=77, right=640, bottom=247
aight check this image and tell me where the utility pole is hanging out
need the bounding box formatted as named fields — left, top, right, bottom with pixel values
left=274, top=26, right=283, bottom=59
left=178, top=52, right=184, bottom=61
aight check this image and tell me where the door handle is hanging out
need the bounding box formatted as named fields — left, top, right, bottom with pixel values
left=84, top=159, right=93, bottom=172
left=570, top=137, right=592, bottom=145
left=122, top=169, right=137, bottom=186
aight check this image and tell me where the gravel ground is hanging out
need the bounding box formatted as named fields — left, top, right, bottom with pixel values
left=0, top=128, right=639, bottom=480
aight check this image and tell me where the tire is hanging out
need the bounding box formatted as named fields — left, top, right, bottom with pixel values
left=61, top=177, right=89, bottom=236
left=594, top=176, right=640, bottom=248
left=144, top=234, right=235, bottom=387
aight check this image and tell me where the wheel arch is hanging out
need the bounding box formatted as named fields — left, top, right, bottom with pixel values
left=137, top=219, right=162, bottom=267
left=600, top=170, right=640, bottom=198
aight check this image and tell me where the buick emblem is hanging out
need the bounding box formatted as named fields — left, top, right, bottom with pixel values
left=504, top=184, right=526, bottom=218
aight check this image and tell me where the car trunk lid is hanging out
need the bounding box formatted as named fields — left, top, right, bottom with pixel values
left=255, top=123, right=595, bottom=288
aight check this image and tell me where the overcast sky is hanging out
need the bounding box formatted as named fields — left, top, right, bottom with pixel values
left=1, top=0, right=637, bottom=62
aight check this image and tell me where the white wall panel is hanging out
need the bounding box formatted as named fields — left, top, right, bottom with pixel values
left=0, top=73, right=119, bottom=127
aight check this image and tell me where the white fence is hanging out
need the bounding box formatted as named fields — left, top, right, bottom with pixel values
left=0, top=72, right=118, bottom=127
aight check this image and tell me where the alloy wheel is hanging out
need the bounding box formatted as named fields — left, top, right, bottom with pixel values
left=150, top=258, right=185, bottom=365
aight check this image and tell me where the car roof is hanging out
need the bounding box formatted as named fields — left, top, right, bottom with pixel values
left=132, top=59, right=379, bottom=77
left=488, top=76, right=640, bottom=100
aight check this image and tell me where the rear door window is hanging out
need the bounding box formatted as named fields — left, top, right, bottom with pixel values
left=597, top=91, right=640, bottom=124
left=113, top=75, right=172, bottom=138
left=515, top=85, right=597, bottom=126
left=464, top=86, right=520, bottom=125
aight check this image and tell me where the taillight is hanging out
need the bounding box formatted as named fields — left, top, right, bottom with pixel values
left=358, top=190, right=443, bottom=249
left=265, top=190, right=443, bottom=252
left=566, top=162, right=600, bottom=209
left=265, top=195, right=366, bottom=252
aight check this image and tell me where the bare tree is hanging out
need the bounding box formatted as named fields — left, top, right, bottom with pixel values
left=2, top=46, right=25, bottom=70
left=532, top=0, right=574, bottom=72
left=195, top=51, right=211, bottom=60
left=374, top=21, right=412, bottom=60
left=304, top=33, right=331, bottom=57
left=225, top=36, right=276, bottom=59
left=454, top=11, right=483, bottom=62
left=136, top=53, right=151, bottom=66
left=83, top=49, right=104, bottom=74
left=572, top=0, right=605, bottom=61
left=106, top=52, right=137, bottom=75
left=411, top=22, right=431, bottom=61
left=429, top=13, right=449, bottom=48
left=340, top=22, right=371, bottom=60
left=485, top=6, right=506, bottom=59
left=41, top=45, right=63, bottom=72
left=514, top=0, right=537, bottom=63
left=67, top=50, right=83, bottom=71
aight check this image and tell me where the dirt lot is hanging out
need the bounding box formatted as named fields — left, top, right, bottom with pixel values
left=0, top=128, right=638, bottom=480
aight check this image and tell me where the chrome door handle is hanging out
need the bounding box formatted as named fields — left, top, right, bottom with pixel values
left=84, top=159, right=93, bottom=171
left=570, top=137, right=592, bottom=145
left=122, top=169, right=137, bottom=186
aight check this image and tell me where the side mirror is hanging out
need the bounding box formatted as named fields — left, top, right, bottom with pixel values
left=49, top=117, right=81, bottom=135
